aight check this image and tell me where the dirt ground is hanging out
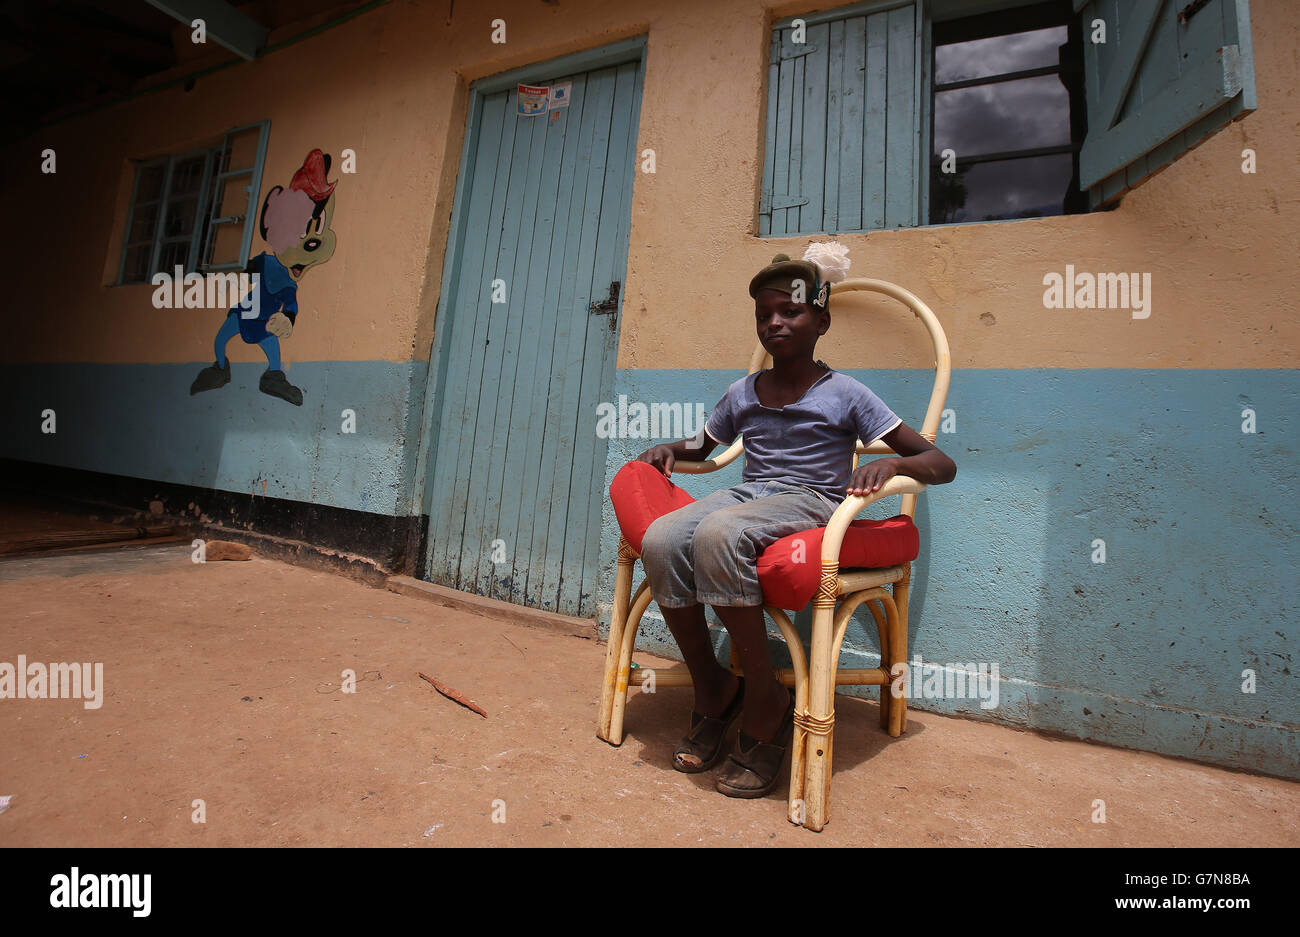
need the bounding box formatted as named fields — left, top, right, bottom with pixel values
left=1, top=541, right=1297, bottom=847
left=0, top=492, right=163, bottom=554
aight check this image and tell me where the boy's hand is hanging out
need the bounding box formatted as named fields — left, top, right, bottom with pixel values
left=847, top=458, right=900, bottom=496
left=637, top=444, right=677, bottom=477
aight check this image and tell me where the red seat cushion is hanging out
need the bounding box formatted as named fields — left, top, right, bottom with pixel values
left=609, top=461, right=920, bottom=610
left=756, top=517, right=919, bottom=610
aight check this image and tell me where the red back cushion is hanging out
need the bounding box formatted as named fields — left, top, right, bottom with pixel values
left=609, top=460, right=697, bottom=554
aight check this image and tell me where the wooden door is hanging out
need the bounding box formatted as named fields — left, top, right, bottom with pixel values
left=426, top=59, right=642, bottom=617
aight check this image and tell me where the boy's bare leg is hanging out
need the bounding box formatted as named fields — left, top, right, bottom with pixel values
left=713, top=604, right=790, bottom=741
left=660, top=604, right=741, bottom=718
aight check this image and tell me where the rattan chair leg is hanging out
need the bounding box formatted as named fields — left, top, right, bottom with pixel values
left=799, top=569, right=839, bottom=831
left=891, top=566, right=911, bottom=735
left=608, top=585, right=654, bottom=745
left=863, top=597, right=891, bottom=730
left=598, top=540, right=638, bottom=742
left=765, top=606, right=810, bottom=825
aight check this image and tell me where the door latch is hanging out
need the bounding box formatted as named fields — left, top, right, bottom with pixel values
left=588, top=281, right=620, bottom=331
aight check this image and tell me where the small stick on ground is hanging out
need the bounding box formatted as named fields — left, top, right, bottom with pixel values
left=418, top=672, right=487, bottom=718
left=502, top=634, right=525, bottom=656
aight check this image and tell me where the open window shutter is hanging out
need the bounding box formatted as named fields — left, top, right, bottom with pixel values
left=1077, top=0, right=1256, bottom=208
left=201, top=120, right=271, bottom=270
left=760, top=1, right=919, bottom=236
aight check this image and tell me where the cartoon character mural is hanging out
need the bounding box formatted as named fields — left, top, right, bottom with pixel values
left=190, top=149, right=339, bottom=406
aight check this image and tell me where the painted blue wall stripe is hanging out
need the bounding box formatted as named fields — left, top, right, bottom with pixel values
left=0, top=361, right=426, bottom=516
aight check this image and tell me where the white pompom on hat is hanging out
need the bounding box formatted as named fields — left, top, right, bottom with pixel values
left=801, top=240, right=851, bottom=285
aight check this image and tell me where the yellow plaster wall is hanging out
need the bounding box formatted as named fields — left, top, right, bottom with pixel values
left=0, top=0, right=1293, bottom=370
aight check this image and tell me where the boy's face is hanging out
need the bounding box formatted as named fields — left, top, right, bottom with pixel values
left=755, top=288, right=829, bottom=359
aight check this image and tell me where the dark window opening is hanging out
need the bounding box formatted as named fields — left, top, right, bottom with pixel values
left=119, top=148, right=221, bottom=285
left=929, top=1, right=1088, bottom=225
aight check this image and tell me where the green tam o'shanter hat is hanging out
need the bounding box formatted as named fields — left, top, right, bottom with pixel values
left=748, top=241, right=852, bottom=310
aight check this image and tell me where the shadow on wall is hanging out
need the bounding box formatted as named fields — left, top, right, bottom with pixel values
left=1024, top=369, right=1298, bottom=775
left=595, top=365, right=1300, bottom=779
left=841, top=367, right=1299, bottom=779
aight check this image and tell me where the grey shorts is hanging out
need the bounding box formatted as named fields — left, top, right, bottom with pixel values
left=640, top=480, right=839, bottom=609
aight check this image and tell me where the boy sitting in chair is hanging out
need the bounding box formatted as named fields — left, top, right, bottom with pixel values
left=635, top=243, right=957, bottom=798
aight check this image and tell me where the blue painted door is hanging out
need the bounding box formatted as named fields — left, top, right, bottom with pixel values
left=425, top=59, right=642, bottom=617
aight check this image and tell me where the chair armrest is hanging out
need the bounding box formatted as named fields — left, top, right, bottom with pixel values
left=819, top=476, right=927, bottom=566
left=672, top=438, right=745, bottom=474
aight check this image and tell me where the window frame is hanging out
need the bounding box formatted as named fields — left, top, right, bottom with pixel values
left=117, top=146, right=218, bottom=285
left=761, top=0, right=1256, bottom=235
left=116, top=120, right=271, bottom=285
left=201, top=121, right=273, bottom=273
left=116, top=156, right=168, bottom=286
left=923, top=0, right=1088, bottom=226
left=760, top=0, right=1089, bottom=236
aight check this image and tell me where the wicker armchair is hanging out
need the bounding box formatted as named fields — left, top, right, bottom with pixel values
left=597, top=278, right=952, bottom=831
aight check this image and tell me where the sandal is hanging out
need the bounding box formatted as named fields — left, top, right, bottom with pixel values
left=714, top=689, right=796, bottom=798
left=673, top=676, right=745, bottom=773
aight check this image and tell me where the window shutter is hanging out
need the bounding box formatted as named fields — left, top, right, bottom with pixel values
left=1077, top=0, right=1256, bottom=208
left=202, top=120, right=271, bottom=271
left=760, top=0, right=919, bottom=236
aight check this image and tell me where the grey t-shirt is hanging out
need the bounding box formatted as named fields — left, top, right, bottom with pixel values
left=704, top=366, right=902, bottom=500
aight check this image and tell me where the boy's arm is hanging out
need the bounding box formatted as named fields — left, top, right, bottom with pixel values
left=635, top=432, right=718, bottom=478
left=638, top=384, right=734, bottom=476
left=847, top=422, right=956, bottom=495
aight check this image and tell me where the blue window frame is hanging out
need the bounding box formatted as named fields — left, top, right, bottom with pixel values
left=759, top=0, right=1256, bottom=236
left=117, top=120, right=270, bottom=283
